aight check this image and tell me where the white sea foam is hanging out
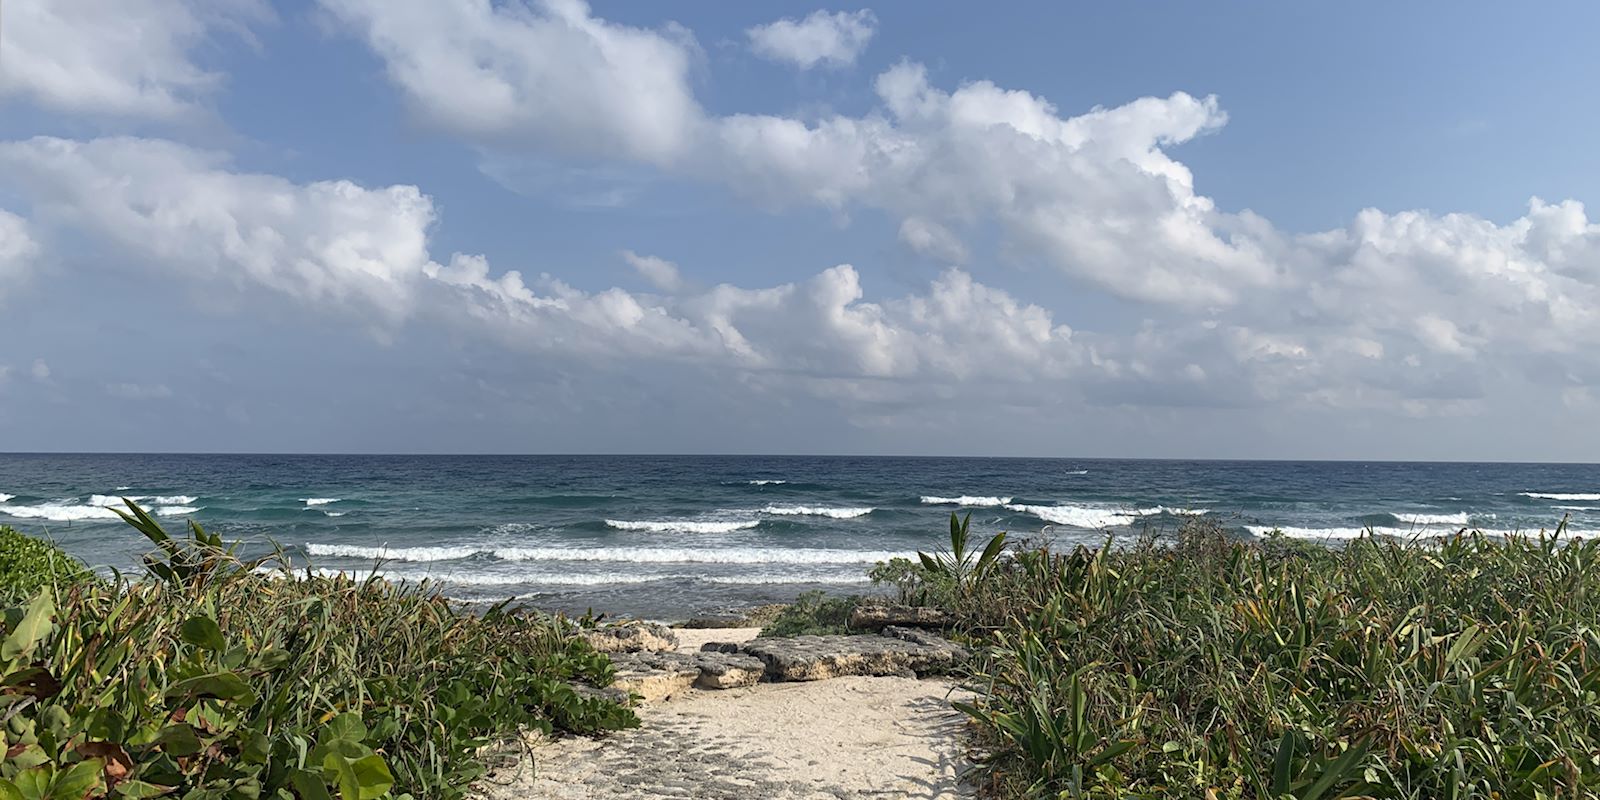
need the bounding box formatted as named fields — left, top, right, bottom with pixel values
left=379, top=570, right=873, bottom=587
left=88, top=494, right=197, bottom=507
left=155, top=506, right=200, bottom=517
left=325, top=511, right=346, bottom=517
left=0, top=502, right=119, bottom=521
left=604, top=519, right=760, bottom=534
left=1005, top=504, right=1136, bottom=528
left=306, top=543, right=481, bottom=562
left=1065, top=470, right=1089, bottom=475
left=1556, top=506, right=1598, bottom=511
left=1133, top=506, right=1210, bottom=517
left=1522, top=492, right=1600, bottom=501
left=745, top=480, right=787, bottom=485
left=0, top=494, right=12, bottom=503
left=1248, top=525, right=1410, bottom=540
left=760, top=505, right=873, bottom=519
left=920, top=495, right=1013, bottom=507
left=1385, top=512, right=1471, bottom=525
left=492, top=546, right=905, bottom=565
left=303, top=498, right=341, bottom=506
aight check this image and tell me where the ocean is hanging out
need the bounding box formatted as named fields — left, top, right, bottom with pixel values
left=2, top=454, right=1597, bottom=619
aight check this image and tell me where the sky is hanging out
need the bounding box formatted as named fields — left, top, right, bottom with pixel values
left=2, top=1, right=1600, bottom=460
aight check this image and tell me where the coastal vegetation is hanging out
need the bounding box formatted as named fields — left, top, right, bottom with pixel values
left=0, top=503, right=635, bottom=799
left=895, top=515, right=1600, bottom=798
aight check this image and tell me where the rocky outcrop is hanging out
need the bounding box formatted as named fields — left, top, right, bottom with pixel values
left=702, top=630, right=968, bottom=682
left=608, top=650, right=767, bottom=702
left=608, top=652, right=701, bottom=703
left=584, top=622, right=678, bottom=653
left=689, top=651, right=766, bottom=690
left=846, top=604, right=951, bottom=631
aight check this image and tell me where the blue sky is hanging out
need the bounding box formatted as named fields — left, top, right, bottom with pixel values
left=2, top=0, right=1600, bottom=459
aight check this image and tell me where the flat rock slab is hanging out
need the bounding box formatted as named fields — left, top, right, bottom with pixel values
left=584, top=621, right=678, bottom=653
left=609, top=650, right=767, bottom=702
left=705, top=630, right=968, bottom=682
left=847, top=603, right=952, bottom=631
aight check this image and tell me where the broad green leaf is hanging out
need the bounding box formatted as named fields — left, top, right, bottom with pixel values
left=164, top=671, right=257, bottom=705
left=1, top=591, right=55, bottom=661
left=156, top=724, right=203, bottom=757
left=289, top=771, right=334, bottom=800
left=0, top=780, right=21, bottom=800
left=179, top=616, right=227, bottom=652
left=348, top=754, right=393, bottom=800
left=324, top=712, right=367, bottom=744
left=114, top=781, right=178, bottom=799
left=47, top=760, right=102, bottom=800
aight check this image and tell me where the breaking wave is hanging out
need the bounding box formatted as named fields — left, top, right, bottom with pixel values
left=1384, top=512, right=1471, bottom=525
left=306, top=543, right=482, bottom=562
left=1521, top=492, right=1600, bottom=501
left=1005, top=504, right=1208, bottom=529
left=302, top=498, right=341, bottom=506
left=604, top=519, right=760, bottom=534
left=920, top=495, right=1013, bottom=507
left=760, top=505, right=873, bottom=519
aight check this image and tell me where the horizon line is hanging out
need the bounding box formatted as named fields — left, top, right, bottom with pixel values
left=2, top=451, right=1599, bottom=467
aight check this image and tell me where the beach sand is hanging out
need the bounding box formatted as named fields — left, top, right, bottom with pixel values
left=473, top=628, right=975, bottom=799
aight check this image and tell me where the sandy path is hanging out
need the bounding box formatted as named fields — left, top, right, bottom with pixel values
left=473, top=628, right=975, bottom=799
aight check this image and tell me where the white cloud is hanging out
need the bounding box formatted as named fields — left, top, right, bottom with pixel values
left=317, top=0, right=704, bottom=165
left=898, top=218, right=968, bottom=264
left=621, top=250, right=683, bottom=292
left=0, top=137, right=437, bottom=322
left=0, top=210, right=38, bottom=297
left=30, top=360, right=50, bottom=382
left=0, top=136, right=1081, bottom=392
left=746, top=9, right=876, bottom=70
left=0, top=0, right=268, bottom=118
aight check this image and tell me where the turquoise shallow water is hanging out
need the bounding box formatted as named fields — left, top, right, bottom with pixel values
left=2, top=454, right=1597, bottom=618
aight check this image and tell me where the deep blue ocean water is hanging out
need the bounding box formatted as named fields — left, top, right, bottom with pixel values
left=3, top=454, right=1599, bottom=618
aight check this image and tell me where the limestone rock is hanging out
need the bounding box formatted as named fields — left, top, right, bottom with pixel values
left=847, top=603, right=951, bottom=631
left=608, top=652, right=700, bottom=703
left=703, top=630, right=969, bottom=682
left=584, top=621, right=678, bottom=653
left=691, top=650, right=765, bottom=690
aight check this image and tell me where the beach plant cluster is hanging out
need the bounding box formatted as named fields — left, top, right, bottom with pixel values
left=898, top=516, right=1600, bottom=798
left=0, top=502, right=636, bottom=799
left=0, top=527, right=94, bottom=604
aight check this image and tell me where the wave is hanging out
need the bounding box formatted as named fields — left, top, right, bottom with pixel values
left=920, top=495, right=1013, bottom=507
left=306, top=543, right=482, bottom=562
left=0, top=502, right=120, bottom=521
left=604, top=519, right=760, bottom=534
left=1384, top=512, right=1471, bottom=525
left=0, top=494, right=12, bottom=503
left=155, top=505, right=200, bottom=517
left=363, top=569, right=873, bottom=587
left=493, top=545, right=903, bottom=565
left=740, top=480, right=788, bottom=486
left=1065, top=470, right=1089, bottom=475
left=760, top=505, right=873, bottom=519
left=302, top=498, right=341, bottom=506
left=88, top=494, right=198, bottom=507
left=1248, top=525, right=1410, bottom=540
left=1522, top=492, right=1600, bottom=501
left=1005, top=503, right=1206, bottom=529
left=324, top=511, right=346, bottom=517
left=1556, top=506, right=1598, bottom=512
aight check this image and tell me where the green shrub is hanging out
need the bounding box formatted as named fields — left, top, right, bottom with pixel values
left=0, top=526, right=94, bottom=603
left=0, top=503, right=636, bottom=799
left=951, top=520, right=1600, bottom=798
left=759, top=591, right=861, bottom=637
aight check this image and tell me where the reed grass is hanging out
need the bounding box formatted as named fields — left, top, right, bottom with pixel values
left=928, top=521, right=1600, bottom=798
